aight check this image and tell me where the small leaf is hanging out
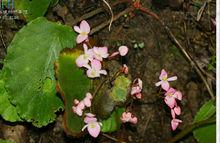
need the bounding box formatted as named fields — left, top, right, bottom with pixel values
left=0, top=70, right=21, bottom=122
left=138, top=42, right=145, bottom=49
left=101, top=107, right=125, bottom=133
left=92, top=75, right=131, bottom=119
left=3, top=17, right=76, bottom=127
left=15, top=0, right=53, bottom=21
left=110, top=75, right=131, bottom=102
left=193, top=100, right=216, bottom=143
left=56, top=49, right=91, bottom=136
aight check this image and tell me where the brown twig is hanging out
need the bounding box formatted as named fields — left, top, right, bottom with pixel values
left=102, top=133, right=126, bottom=143
left=90, top=7, right=134, bottom=35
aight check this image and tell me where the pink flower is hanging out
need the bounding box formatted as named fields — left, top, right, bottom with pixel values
left=76, top=44, right=93, bottom=68
left=109, top=46, right=129, bottom=57
left=74, top=20, right=90, bottom=44
left=83, top=93, right=93, bottom=107
left=121, top=64, right=129, bottom=74
left=131, top=78, right=143, bottom=99
left=121, top=112, right=138, bottom=124
left=171, top=119, right=182, bottom=131
left=82, top=114, right=102, bottom=138
left=72, top=106, right=83, bottom=116
left=72, top=93, right=93, bottom=116
left=164, top=88, right=182, bottom=108
left=155, top=69, right=177, bottom=91
left=171, top=106, right=181, bottom=119
left=118, top=46, right=128, bottom=56
left=87, top=59, right=107, bottom=78
left=93, top=46, right=109, bottom=61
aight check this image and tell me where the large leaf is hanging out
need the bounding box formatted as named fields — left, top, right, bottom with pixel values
left=14, top=0, right=53, bottom=21
left=92, top=75, right=131, bottom=119
left=0, top=70, right=21, bottom=122
left=56, top=49, right=91, bottom=136
left=193, top=100, right=216, bottom=143
left=3, top=17, right=76, bottom=127
left=101, top=107, right=125, bottom=133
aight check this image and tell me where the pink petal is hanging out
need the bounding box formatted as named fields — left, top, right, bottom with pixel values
left=78, top=101, right=85, bottom=110
left=99, top=70, right=107, bottom=75
left=80, top=20, right=90, bottom=33
left=86, top=93, right=93, bottom=99
left=74, top=26, right=81, bottom=33
left=83, top=97, right=91, bottom=107
left=174, top=106, right=181, bottom=115
left=137, top=78, right=143, bottom=89
left=87, top=69, right=100, bottom=78
left=155, top=81, right=162, bottom=86
left=76, top=55, right=89, bottom=67
left=165, top=88, right=176, bottom=96
left=135, top=93, right=142, bottom=99
left=174, top=91, right=182, bottom=100
left=167, top=76, right=177, bottom=81
left=171, top=109, right=176, bottom=119
left=84, top=116, right=97, bottom=124
left=161, top=81, right=170, bottom=91
left=131, top=86, right=141, bottom=95
left=130, top=117, right=138, bottom=124
left=98, top=47, right=109, bottom=58
left=171, top=119, right=182, bottom=131
left=118, top=46, right=128, bottom=56
left=159, top=69, right=168, bottom=80
left=88, top=122, right=101, bottom=138
left=86, top=49, right=94, bottom=61
left=76, top=34, right=88, bottom=44
left=85, top=113, right=96, bottom=117
left=91, top=59, right=101, bottom=70
left=75, top=107, right=83, bottom=116
left=164, top=96, right=176, bottom=109
left=74, top=99, right=79, bottom=105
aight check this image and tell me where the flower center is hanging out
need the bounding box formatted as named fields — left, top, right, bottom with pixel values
left=89, top=123, right=96, bottom=128
left=162, top=77, right=167, bottom=81
left=80, top=32, right=87, bottom=35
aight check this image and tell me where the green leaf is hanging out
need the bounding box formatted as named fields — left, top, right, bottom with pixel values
left=56, top=49, right=91, bottom=136
left=110, top=75, right=131, bottom=102
left=101, top=107, right=125, bottom=133
left=0, top=139, right=14, bottom=143
left=0, top=70, right=21, bottom=122
left=92, top=75, right=131, bottom=119
left=3, top=17, right=76, bottom=127
left=15, top=0, right=53, bottom=21
left=193, top=100, right=216, bottom=143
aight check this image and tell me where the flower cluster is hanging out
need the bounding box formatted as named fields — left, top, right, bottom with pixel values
left=82, top=113, right=102, bottom=138
left=155, top=69, right=182, bottom=131
left=72, top=93, right=93, bottom=116
left=73, top=20, right=131, bottom=138
left=76, top=43, right=108, bottom=78
left=131, top=78, right=143, bottom=99
left=121, top=112, right=137, bottom=124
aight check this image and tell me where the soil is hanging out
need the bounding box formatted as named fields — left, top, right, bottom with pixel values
left=0, top=0, right=216, bottom=143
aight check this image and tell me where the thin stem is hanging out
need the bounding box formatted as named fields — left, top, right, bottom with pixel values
left=102, top=0, right=114, bottom=31
left=102, top=133, right=126, bottom=143
left=90, top=7, right=134, bottom=35
left=165, top=117, right=216, bottom=143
